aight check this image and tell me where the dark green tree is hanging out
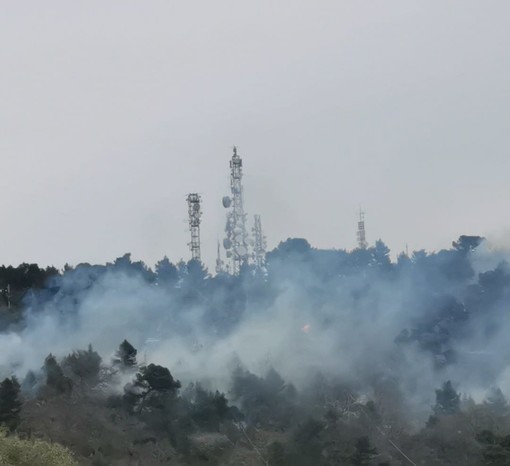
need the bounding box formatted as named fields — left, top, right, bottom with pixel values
left=44, top=354, right=72, bottom=394
left=372, top=239, right=391, bottom=268
left=0, top=377, right=22, bottom=431
left=62, top=344, right=101, bottom=383
left=139, top=364, right=181, bottom=392
left=21, top=371, right=37, bottom=393
left=190, top=385, right=235, bottom=431
left=123, top=364, right=181, bottom=412
left=452, top=235, right=483, bottom=253
left=155, top=257, right=178, bottom=285
left=114, top=340, right=137, bottom=368
left=433, top=380, right=460, bottom=416
left=231, top=368, right=297, bottom=429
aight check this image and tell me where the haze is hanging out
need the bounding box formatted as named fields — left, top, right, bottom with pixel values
left=1, top=1, right=509, bottom=269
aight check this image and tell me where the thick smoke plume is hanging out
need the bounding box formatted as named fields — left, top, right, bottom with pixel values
left=1, top=235, right=510, bottom=425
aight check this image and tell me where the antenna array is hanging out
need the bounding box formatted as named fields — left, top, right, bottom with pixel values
left=187, top=193, right=202, bottom=261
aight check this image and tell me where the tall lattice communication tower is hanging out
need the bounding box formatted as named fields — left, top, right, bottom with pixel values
left=357, top=210, right=368, bottom=249
left=222, top=146, right=249, bottom=275
left=252, top=214, right=267, bottom=270
left=187, top=193, right=202, bottom=261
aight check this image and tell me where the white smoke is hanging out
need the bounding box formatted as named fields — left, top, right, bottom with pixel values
left=1, top=245, right=509, bottom=423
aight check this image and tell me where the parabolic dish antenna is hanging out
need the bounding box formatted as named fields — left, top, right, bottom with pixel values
left=235, top=246, right=247, bottom=256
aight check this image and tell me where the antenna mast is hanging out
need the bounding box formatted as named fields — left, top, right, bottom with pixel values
left=215, top=240, right=224, bottom=274
left=222, top=146, right=249, bottom=275
left=252, top=214, right=267, bottom=270
left=357, top=210, right=368, bottom=249
left=187, top=193, right=202, bottom=261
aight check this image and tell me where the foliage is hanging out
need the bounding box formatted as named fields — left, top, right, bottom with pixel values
left=477, top=430, right=510, bottom=465
left=433, top=380, right=460, bottom=416
left=0, top=264, right=59, bottom=291
left=62, top=345, right=101, bottom=383
left=44, top=355, right=72, bottom=394
left=0, top=378, right=21, bottom=431
left=0, top=429, right=77, bottom=466
left=138, top=364, right=181, bottom=392
left=231, top=367, right=297, bottom=429
left=155, top=256, right=178, bottom=285
left=188, top=384, right=239, bottom=431
left=123, top=363, right=181, bottom=415
left=113, top=339, right=137, bottom=368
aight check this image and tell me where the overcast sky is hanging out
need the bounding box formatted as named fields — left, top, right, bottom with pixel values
left=1, top=1, right=509, bottom=270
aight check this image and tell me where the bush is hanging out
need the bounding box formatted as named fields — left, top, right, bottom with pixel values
left=0, top=429, right=77, bottom=466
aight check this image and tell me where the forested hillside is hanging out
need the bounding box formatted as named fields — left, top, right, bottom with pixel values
left=2, top=235, right=510, bottom=465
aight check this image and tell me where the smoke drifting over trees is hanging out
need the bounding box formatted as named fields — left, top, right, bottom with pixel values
left=3, top=235, right=510, bottom=464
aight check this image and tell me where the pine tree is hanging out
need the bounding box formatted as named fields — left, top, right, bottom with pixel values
left=0, top=377, right=22, bottom=431
left=114, top=340, right=137, bottom=368
left=433, top=380, right=460, bottom=416
left=62, top=344, right=102, bottom=383
left=44, top=354, right=72, bottom=394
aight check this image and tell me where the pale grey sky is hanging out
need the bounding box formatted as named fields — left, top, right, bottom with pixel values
left=1, top=1, right=509, bottom=269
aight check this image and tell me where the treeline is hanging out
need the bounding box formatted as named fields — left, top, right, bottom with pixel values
left=2, top=235, right=503, bottom=373
left=0, top=264, right=59, bottom=293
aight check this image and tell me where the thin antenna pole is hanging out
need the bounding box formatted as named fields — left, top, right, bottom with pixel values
left=215, top=240, right=224, bottom=274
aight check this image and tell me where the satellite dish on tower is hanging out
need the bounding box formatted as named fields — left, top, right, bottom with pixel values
left=236, top=246, right=247, bottom=256
left=222, top=196, right=232, bottom=208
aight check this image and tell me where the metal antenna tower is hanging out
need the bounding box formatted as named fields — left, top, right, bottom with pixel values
left=252, top=214, right=267, bottom=269
left=222, top=146, right=249, bottom=275
left=187, top=193, right=202, bottom=261
left=357, top=209, right=368, bottom=249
